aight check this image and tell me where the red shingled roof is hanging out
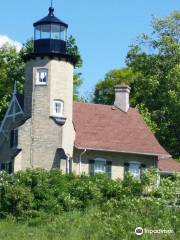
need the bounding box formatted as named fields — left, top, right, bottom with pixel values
left=73, top=102, right=169, bottom=156
left=158, top=158, right=180, bottom=172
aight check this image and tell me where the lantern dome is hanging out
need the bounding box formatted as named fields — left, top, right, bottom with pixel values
left=33, top=7, right=68, bottom=54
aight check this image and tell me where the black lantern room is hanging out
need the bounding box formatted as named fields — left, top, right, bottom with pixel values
left=33, top=7, right=68, bottom=54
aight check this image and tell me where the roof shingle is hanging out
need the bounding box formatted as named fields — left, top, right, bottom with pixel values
left=73, top=102, right=169, bottom=156
left=158, top=158, right=180, bottom=172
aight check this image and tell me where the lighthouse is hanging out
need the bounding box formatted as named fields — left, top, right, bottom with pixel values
left=0, top=6, right=75, bottom=172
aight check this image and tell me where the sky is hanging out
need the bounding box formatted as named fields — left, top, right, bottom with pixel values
left=0, top=0, right=179, bottom=97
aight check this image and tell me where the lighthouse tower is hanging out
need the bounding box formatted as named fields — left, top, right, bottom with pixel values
left=16, top=6, right=75, bottom=171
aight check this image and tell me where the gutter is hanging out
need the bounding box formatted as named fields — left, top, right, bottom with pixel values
left=159, top=170, right=175, bottom=175
left=75, top=145, right=171, bottom=158
left=79, top=149, right=87, bottom=175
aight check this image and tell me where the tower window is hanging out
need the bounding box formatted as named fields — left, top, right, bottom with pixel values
left=53, top=100, right=64, bottom=117
left=36, top=68, right=48, bottom=85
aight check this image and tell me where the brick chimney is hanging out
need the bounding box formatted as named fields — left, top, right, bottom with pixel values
left=114, top=85, right=131, bottom=112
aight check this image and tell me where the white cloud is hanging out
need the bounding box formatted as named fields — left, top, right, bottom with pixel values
left=0, top=35, right=22, bottom=52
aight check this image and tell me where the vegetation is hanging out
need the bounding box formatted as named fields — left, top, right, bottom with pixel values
left=0, top=169, right=179, bottom=239
left=93, top=11, right=180, bottom=159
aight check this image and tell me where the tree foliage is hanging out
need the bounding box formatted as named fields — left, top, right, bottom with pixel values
left=93, top=11, right=180, bottom=158
left=0, top=169, right=179, bottom=240
left=0, top=44, right=25, bottom=121
left=94, top=68, right=134, bottom=105
left=126, top=11, right=180, bottom=158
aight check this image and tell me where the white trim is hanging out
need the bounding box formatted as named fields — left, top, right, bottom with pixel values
left=53, top=100, right=64, bottom=117
left=75, top=146, right=171, bottom=158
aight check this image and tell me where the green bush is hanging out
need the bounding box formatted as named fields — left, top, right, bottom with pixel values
left=0, top=169, right=179, bottom=239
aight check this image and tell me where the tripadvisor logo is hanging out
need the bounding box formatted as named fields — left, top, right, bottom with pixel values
left=134, top=227, right=174, bottom=236
left=135, top=227, right=144, bottom=236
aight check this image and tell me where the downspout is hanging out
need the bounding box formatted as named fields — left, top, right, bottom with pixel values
left=66, top=154, right=70, bottom=174
left=79, top=149, right=87, bottom=175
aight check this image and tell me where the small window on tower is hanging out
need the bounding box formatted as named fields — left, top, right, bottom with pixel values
left=53, top=100, right=64, bottom=117
left=36, top=68, right=48, bottom=85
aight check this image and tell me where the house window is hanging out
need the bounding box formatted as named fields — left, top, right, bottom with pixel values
left=94, top=159, right=106, bottom=174
left=10, top=129, right=18, bottom=148
left=89, top=158, right=112, bottom=177
left=53, top=100, right=64, bottom=116
left=36, top=68, right=48, bottom=85
left=128, top=162, right=141, bottom=179
left=0, top=162, right=12, bottom=174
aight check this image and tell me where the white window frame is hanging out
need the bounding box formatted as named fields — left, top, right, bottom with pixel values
left=94, top=158, right=106, bottom=174
left=128, top=161, right=141, bottom=179
left=36, top=68, right=48, bottom=85
left=53, top=100, right=64, bottom=117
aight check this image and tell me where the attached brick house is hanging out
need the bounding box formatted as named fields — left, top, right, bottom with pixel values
left=0, top=7, right=179, bottom=178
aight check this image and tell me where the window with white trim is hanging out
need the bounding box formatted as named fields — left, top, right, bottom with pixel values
left=53, top=100, right=64, bottom=117
left=94, top=159, right=106, bottom=174
left=36, top=68, right=48, bottom=85
left=128, top=162, right=141, bottom=179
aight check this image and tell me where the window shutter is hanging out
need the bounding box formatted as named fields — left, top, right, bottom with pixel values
left=89, top=160, right=95, bottom=176
left=8, top=162, right=12, bottom=174
left=106, top=161, right=112, bottom=178
left=141, top=164, right=146, bottom=168
left=124, top=162, right=129, bottom=170
left=14, top=129, right=18, bottom=147
left=10, top=129, right=18, bottom=148
left=140, top=164, right=146, bottom=177
left=124, top=162, right=129, bottom=177
left=1, top=163, right=5, bottom=170
left=10, top=130, right=14, bottom=148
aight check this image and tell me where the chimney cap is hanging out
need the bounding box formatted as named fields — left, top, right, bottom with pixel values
left=115, top=85, right=131, bottom=92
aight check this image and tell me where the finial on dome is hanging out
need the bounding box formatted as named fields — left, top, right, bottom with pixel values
left=48, top=7, right=54, bottom=16
left=48, top=0, right=54, bottom=16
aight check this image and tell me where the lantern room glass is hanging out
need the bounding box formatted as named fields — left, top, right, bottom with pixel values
left=34, top=24, right=67, bottom=41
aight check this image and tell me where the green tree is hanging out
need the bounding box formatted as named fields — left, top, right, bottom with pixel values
left=66, top=35, right=83, bottom=101
left=0, top=36, right=83, bottom=121
left=93, top=12, right=180, bottom=158
left=126, top=11, right=180, bottom=158
left=93, top=68, right=134, bottom=105
left=0, top=44, right=25, bottom=121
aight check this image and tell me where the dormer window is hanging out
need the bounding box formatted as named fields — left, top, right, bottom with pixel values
left=53, top=100, right=64, bottom=117
left=36, top=68, right=48, bottom=85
